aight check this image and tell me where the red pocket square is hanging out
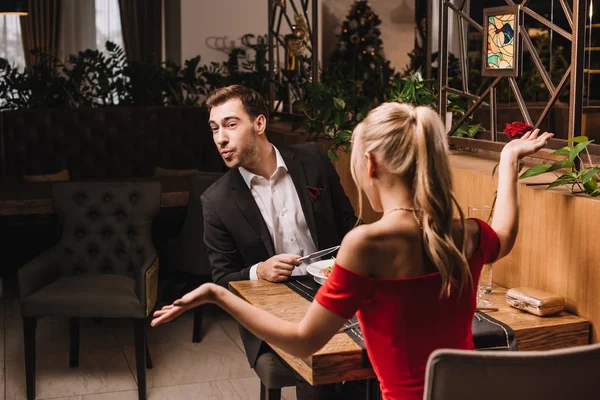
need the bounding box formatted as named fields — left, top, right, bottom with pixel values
left=307, top=185, right=324, bottom=201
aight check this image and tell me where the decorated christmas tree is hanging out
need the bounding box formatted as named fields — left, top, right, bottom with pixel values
left=329, top=0, right=395, bottom=101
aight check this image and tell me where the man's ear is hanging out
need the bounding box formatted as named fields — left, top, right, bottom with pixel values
left=255, top=114, right=267, bottom=136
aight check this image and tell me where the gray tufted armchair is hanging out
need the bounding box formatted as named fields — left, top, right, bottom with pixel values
left=17, top=182, right=161, bottom=400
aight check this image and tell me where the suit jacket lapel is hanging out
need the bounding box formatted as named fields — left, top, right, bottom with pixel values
left=280, top=147, right=319, bottom=248
left=230, top=171, right=275, bottom=257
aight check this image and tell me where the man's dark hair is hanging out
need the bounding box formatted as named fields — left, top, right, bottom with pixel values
left=206, top=85, right=268, bottom=120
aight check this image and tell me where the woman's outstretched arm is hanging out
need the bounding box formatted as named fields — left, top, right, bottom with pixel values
left=151, top=283, right=346, bottom=359
left=492, top=129, right=553, bottom=259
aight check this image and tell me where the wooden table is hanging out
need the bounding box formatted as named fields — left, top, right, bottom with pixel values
left=229, top=281, right=590, bottom=386
left=485, top=286, right=590, bottom=350
left=0, top=177, right=192, bottom=216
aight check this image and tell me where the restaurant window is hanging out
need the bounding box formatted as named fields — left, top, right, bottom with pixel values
left=0, top=14, right=25, bottom=71
left=0, top=0, right=124, bottom=73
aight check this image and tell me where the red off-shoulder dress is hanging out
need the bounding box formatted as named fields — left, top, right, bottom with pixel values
left=314, top=219, right=500, bottom=400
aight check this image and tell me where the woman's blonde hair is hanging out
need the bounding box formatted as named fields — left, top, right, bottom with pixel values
left=350, top=102, right=470, bottom=297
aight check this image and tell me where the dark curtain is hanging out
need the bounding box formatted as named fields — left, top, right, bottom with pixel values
left=20, top=0, right=62, bottom=68
left=118, top=0, right=162, bottom=63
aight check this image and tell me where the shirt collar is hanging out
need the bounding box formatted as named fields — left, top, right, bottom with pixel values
left=238, top=145, right=288, bottom=189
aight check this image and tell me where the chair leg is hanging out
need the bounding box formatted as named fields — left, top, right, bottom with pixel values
left=192, top=305, right=203, bottom=343
left=366, top=378, right=381, bottom=400
left=145, top=340, right=153, bottom=369
left=23, top=317, right=37, bottom=400
left=133, top=319, right=147, bottom=400
left=69, top=318, right=80, bottom=368
left=260, top=382, right=281, bottom=400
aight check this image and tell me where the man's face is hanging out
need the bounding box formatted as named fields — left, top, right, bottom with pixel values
left=209, top=98, right=259, bottom=169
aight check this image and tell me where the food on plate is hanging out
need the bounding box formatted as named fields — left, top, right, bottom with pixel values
left=322, top=266, right=333, bottom=277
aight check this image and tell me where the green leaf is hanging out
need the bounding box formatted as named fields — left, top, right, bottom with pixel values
left=466, top=123, right=481, bottom=138
left=590, top=188, right=600, bottom=197
left=334, top=112, right=343, bottom=127
left=328, top=149, right=340, bottom=161
left=356, top=109, right=369, bottom=122
left=337, top=130, right=352, bottom=143
left=549, top=146, right=572, bottom=157
left=584, top=178, right=599, bottom=194
left=333, top=97, right=345, bottom=111
left=582, top=167, right=600, bottom=184
left=547, top=159, right=575, bottom=172
left=566, top=136, right=589, bottom=143
left=568, top=140, right=593, bottom=162
left=519, top=163, right=552, bottom=179
left=293, top=100, right=306, bottom=113
left=453, top=122, right=468, bottom=136
left=399, top=81, right=415, bottom=103
left=547, top=173, right=577, bottom=188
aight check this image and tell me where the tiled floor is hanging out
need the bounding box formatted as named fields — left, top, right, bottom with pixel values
left=0, top=298, right=297, bottom=400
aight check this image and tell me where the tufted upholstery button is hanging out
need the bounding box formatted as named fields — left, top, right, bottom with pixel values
left=127, top=229, right=136, bottom=238
left=136, top=247, right=144, bottom=255
left=75, top=229, right=85, bottom=238
left=88, top=248, right=98, bottom=257
left=87, top=210, right=99, bottom=220
left=64, top=247, right=73, bottom=255
left=73, top=267, right=83, bottom=275
left=103, top=193, right=112, bottom=203
left=115, top=209, right=126, bottom=219
left=129, top=192, right=138, bottom=204
left=73, top=192, right=87, bottom=205
left=116, top=248, right=126, bottom=256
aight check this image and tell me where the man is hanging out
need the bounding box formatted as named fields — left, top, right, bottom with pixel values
left=201, top=85, right=357, bottom=399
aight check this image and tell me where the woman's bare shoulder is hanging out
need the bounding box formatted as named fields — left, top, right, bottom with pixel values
left=335, top=224, right=378, bottom=276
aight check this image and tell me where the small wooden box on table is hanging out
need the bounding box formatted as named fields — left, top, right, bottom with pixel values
left=229, top=281, right=591, bottom=386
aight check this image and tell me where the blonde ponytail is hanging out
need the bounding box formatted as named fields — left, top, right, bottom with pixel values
left=351, top=103, right=471, bottom=297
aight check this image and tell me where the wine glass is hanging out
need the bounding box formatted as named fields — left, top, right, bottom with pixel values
left=468, top=206, right=494, bottom=308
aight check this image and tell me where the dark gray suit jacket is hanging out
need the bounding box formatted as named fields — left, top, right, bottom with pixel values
left=201, top=142, right=357, bottom=366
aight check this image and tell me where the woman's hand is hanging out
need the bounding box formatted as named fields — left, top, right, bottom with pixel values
left=151, top=283, right=219, bottom=327
left=501, top=129, right=554, bottom=160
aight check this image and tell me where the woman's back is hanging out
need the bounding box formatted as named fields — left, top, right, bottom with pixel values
left=315, top=218, right=500, bottom=400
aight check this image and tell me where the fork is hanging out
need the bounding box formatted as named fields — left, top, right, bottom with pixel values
left=338, top=321, right=360, bottom=333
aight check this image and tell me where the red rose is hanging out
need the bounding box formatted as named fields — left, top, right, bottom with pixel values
left=502, top=121, right=534, bottom=139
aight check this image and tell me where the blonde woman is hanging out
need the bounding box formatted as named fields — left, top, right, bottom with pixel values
left=152, top=103, right=552, bottom=400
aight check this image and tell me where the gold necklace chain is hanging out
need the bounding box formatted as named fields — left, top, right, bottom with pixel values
left=383, top=207, right=423, bottom=230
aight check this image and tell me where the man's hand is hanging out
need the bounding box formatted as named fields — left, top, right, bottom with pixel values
left=257, top=254, right=301, bottom=282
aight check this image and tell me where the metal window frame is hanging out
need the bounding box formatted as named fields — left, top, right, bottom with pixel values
left=438, top=0, right=588, bottom=154
left=268, top=0, right=319, bottom=118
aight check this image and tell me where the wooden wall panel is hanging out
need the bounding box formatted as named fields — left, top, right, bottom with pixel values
left=450, top=151, right=598, bottom=343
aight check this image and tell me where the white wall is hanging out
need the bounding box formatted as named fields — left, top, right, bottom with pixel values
left=180, top=0, right=268, bottom=65
left=176, top=0, right=414, bottom=72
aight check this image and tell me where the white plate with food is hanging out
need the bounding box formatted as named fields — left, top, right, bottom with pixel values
left=306, top=259, right=335, bottom=285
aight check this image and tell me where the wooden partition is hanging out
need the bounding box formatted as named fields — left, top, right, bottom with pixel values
left=450, top=151, right=598, bottom=343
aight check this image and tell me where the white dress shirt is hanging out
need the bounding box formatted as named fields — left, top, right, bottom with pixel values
left=239, top=146, right=317, bottom=280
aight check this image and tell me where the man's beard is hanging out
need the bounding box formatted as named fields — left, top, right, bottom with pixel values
left=226, top=130, right=259, bottom=169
